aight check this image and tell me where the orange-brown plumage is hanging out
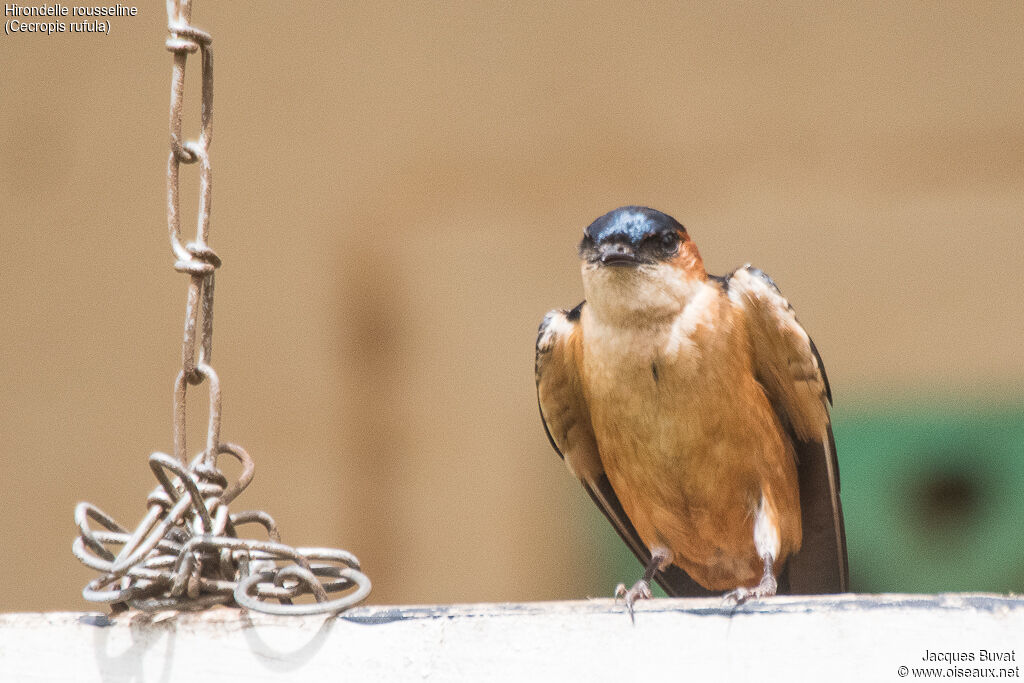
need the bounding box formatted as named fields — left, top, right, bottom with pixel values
left=536, top=206, right=846, bottom=605
left=580, top=295, right=801, bottom=590
left=667, top=228, right=706, bottom=280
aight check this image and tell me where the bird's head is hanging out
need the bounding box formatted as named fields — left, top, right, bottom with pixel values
left=578, top=206, right=706, bottom=321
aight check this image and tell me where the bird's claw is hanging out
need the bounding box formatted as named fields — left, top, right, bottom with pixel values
left=722, top=574, right=777, bottom=605
left=614, top=579, right=653, bottom=622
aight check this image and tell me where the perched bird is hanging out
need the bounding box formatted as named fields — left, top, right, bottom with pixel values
left=535, top=206, right=847, bottom=615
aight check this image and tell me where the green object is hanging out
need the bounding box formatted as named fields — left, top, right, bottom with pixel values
left=835, top=400, right=1024, bottom=594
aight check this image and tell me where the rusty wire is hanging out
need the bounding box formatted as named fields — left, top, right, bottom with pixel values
left=72, top=0, right=370, bottom=616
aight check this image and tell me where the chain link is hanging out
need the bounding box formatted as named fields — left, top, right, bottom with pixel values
left=73, top=0, right=371, bottom=615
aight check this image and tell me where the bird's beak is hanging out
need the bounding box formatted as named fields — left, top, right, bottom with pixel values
left=598, top=242, right=639, bottom=267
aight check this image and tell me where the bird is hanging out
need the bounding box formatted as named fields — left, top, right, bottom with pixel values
left=535, top=206, right=847, bottom=617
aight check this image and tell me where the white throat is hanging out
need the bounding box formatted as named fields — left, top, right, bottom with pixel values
left=581, top=261, right=706, bottom=327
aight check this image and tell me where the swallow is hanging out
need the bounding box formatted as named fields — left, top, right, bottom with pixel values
left=535, top=206, right=848, bottom=616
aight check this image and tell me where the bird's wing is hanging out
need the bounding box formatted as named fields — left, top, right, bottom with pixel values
left=725, top=265, right=849, bottom=593
left=536, top=302, right=713, bottom=597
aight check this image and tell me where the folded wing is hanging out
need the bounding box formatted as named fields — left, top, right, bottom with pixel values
left=725, top=266, right=849, bottom=593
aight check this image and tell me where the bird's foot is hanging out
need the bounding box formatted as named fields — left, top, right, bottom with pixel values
left=722, top=572, right=777, bottom=605
left=614, top=579, right=653, bottom=623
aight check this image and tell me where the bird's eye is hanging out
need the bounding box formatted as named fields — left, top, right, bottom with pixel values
left=660, top=232, right=680, bottom=252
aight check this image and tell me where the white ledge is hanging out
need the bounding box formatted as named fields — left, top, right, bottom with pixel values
left=1, top=594, right=1021, bottom=681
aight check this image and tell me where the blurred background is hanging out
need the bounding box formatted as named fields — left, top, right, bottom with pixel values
left=1, top=2, right=1022, bottom=612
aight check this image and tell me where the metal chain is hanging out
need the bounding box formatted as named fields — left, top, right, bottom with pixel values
left=73, top=0, right=371, bottom=615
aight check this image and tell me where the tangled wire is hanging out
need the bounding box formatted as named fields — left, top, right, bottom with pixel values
left=73, top=446, right=371, bottom=615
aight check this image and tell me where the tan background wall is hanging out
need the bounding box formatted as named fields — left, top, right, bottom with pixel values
left=1, top=2, right=1021, bottom=611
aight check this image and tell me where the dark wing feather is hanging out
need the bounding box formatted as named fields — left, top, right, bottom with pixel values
left=725, top=266, right=849, bottom=593
left=536, top=303, right=711, bottom=597
left=788, top=423, right=849, bottom=592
